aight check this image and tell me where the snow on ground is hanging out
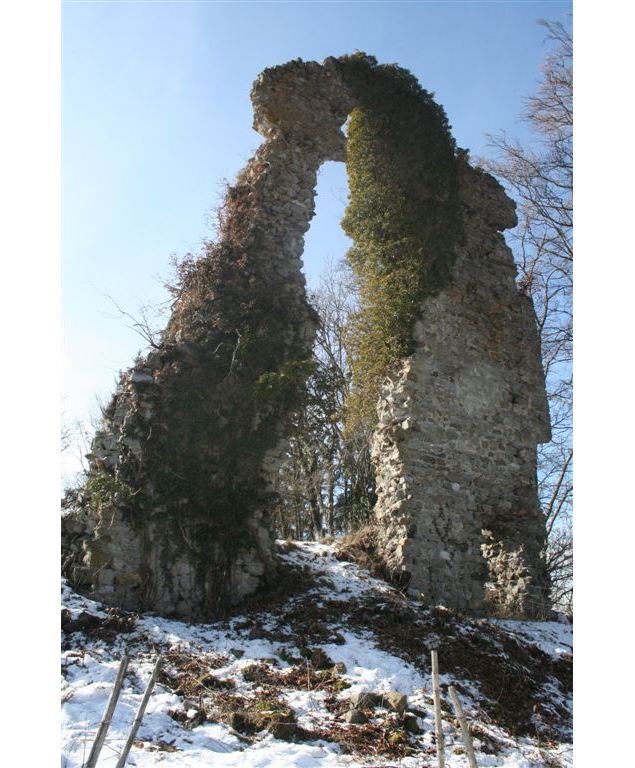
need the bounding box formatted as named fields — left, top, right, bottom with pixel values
left=61, top=542, right=572, bottom=767
left=490, top=619, right=573, bottom=658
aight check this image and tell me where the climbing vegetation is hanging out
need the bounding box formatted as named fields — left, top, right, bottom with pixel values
left=85, top=472, right=139, bottom=518
left=334, top=53, right=463, bottom=429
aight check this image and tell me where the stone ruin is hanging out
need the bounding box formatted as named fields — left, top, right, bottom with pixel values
left=62, top=56, right=551, bottom=620
left=372, top=163, right=551, bottom=618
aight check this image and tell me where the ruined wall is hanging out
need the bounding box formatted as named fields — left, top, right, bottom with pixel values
left=62, top=60, right=355, bottom=619
left=371, top=162, right=552, bottom=618
left=62, top=54, right=552, bottom=620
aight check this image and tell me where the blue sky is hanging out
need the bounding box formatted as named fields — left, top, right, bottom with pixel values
left=62, top=0, right=571, bottom=474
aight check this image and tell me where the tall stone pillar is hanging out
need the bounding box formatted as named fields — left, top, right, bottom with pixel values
left=372, top=162, right=552, bottom=618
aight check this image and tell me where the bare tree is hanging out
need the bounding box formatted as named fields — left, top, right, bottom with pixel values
left=272, top=261, right=375, bottom=540
left=61, top=417, right=74, bottom=454
left=61, top=394, right=110, bottom=494
left=104, top=294, right=166, bottom=350
left=483, top=19, right=573, bottom=612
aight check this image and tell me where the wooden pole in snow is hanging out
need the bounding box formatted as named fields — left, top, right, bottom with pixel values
left=115, top=655, right=162, bottom=768
left=85, top=652, right=129, bottom=768
left=449, top=685, right=478, bottom=768
left=431, top=649, right=445, bottom=768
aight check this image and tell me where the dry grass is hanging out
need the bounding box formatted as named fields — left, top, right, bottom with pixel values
left=334, top=526, right=391, bottom=581
left=241, top=658, right=351, bottom=695
left=158, top=649, right=234, bottom=699
left=300, top=716, right=429, bottom=760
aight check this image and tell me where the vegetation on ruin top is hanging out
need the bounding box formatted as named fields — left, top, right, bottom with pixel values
left=334, top=53, right=463, bottom=430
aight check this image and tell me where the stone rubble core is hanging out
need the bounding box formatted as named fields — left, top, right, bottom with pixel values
left=62, top=55, right=552, bottom=620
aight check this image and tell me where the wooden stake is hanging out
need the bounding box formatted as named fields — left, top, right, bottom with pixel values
left=449, top=685, right=478, bottom=768
left=85, top=652, right=129, bottom=768
left=431, top=649, right=445, bottom=768
left=115, top=655, right=162, bottom=768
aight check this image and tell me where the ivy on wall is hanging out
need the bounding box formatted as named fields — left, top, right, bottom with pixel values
left=334, top=53, right=463, bottom=429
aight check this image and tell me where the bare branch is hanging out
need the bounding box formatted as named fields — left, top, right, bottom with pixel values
left=482, top=18, right=573, bottom=608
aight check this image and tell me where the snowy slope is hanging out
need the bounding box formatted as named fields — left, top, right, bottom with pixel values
left=61, top=542, right=572, bottom=767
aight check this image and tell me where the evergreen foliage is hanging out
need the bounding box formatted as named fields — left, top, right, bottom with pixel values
left=334, top=53, right=463, bottom=428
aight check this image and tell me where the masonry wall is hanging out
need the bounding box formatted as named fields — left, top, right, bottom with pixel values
left=62, top=60, right=355, bottom=619
left=371, top=162, right=552, bottom=618
left=62, top=55, right=552, bottom=620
